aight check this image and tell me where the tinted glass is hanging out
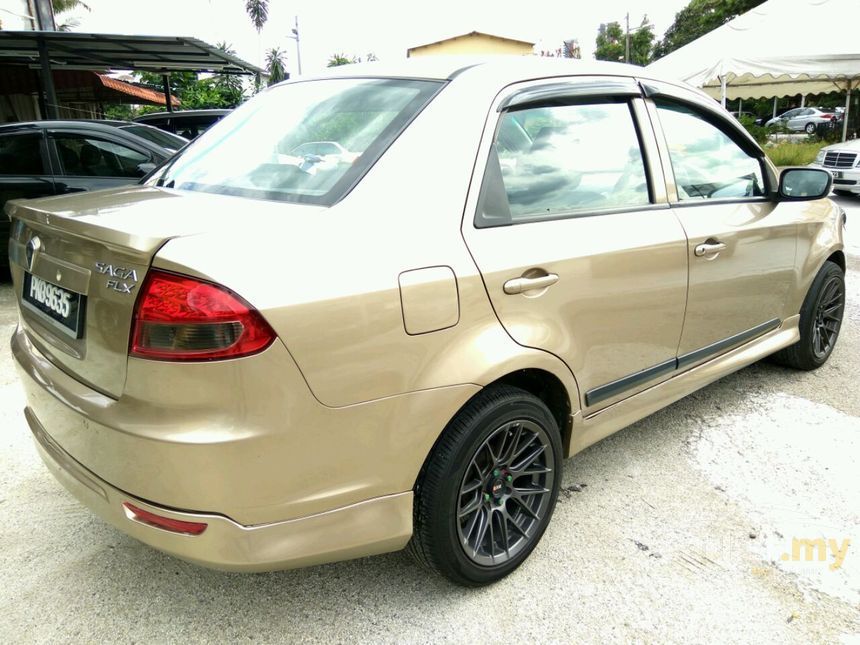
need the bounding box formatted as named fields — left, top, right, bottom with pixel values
left=52, top=134, right=150, bottom=178
left=0, top=133, right=45, bottom=175
left=655, top=100, right=765, bottom=200
left=158, top=79, right=440, bottom=205
left=121, top=124, right=187, bottom=151
left=476, top=100, right=649, bottom=226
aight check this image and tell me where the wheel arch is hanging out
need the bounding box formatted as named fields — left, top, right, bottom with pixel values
left=412, top=363, right=578, bottom=493
left=827, top=249, right=846, bottom=273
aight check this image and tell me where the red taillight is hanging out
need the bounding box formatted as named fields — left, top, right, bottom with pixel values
left=123, top=502, right=208, bottom=535
left=130, top=270, right=276, bottom=361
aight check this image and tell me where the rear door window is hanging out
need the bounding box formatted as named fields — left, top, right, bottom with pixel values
left=476, top=99, right=650, bottom=227
left=50, top=133, right=151, bottom=178
left=0, top=132, right=47, bottom=175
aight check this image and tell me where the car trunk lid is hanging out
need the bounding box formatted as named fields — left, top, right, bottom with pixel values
left=6, top=186, right=273, bottom=398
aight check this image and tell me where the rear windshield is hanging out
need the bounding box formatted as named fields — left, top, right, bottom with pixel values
left=156, top=78, right=442, bottom=205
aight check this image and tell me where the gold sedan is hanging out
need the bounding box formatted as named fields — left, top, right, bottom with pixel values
left=7, top=58, right=845, bottom=586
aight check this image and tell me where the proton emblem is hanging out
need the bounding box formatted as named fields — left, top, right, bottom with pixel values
left=26, top=236, right=41, bottom=271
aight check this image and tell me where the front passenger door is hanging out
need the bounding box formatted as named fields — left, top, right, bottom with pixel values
left=651, top=98, right=796, bottom=368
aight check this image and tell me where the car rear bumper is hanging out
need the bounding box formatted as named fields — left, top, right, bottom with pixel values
left=23, top=400, right=412, bottom=572
left=11, top=324, right=478, bottom=570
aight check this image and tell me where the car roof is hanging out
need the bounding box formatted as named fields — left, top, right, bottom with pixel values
left=135, top=109, right=231, bottom=120
left=0, top=119, right=133, bottom=134
left=0, top=120, right=172, bottom=156
left=295, top=56, right=701, bottom=89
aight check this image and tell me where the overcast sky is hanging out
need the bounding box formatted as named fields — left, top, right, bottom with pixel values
left=67, top=0, right=691, bottom=75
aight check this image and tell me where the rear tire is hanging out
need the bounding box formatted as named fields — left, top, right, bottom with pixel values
left=408, top=385, right=562, bottom=586
left=805, top=122, right=816, bottom=134
left=771, top=261, right=845, bottom=370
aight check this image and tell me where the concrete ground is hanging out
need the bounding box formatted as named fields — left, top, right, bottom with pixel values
left=0, top=195, right=858, bottom=643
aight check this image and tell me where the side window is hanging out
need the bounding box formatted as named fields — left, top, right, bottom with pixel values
left=654, top=100, right=765, bottom=201
left=51, top=134, right=150, bottom=178
left=0, top=133, right=46, bottom=175
left=476, top=100, right=650, bottom=227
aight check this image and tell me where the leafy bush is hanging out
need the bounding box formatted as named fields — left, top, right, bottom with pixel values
left=764, top=141, right=826, bottom=167
left=739, top=115, right=771, bottom=144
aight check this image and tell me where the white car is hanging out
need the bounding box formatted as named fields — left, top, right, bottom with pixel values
left=766, top=107, right=840, bottom=134
left=811, top=138, right=860, bottom=196
left=810, top=139, right=860, bottom=195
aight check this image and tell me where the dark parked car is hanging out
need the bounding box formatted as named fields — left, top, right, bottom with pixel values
left=134, top=109, right=230, bottom=140
left=75, top=119, right=188, bottom=153
left=730, top=110, right=765, bottom=126
left=0, top=120, right=174, bottom=271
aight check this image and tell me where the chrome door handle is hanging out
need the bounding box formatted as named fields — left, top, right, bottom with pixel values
left=503, top=273, right=559, bottom=295
left=694, top=241, right=727, bottom=257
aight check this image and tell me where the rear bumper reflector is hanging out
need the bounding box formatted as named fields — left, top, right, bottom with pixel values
left=122, top=502, right=208, bottom=535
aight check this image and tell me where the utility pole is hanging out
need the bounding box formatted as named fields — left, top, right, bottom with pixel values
left=288, top=16, right=302, bottom=76
left=625, top=12, right=630, bottom=64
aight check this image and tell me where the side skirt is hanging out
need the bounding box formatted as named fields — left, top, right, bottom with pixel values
left=568, top=314, right=800, bottom=456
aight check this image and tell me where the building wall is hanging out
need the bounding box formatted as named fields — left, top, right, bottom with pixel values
left=408, top=33, right=533, bottom=58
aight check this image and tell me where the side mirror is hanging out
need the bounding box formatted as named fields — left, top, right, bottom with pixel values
left=778, top=168, right=832, bottom=200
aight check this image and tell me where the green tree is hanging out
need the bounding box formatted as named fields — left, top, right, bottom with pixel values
left=245, top=0, right=268, bottom=32
left=265, top=47, right=287, bottom=85
left=138, top=71, right=241, bottom=110
left=594, top=17, right=654, bottom=66
left=327, top=53, right=355, bottom=67
left=653, top=0, right=765, bottom=59
left=214, top=42, right=246, bottom=105
left=594, top=22, right=625, bottom=63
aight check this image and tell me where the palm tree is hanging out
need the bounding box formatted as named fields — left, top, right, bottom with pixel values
left=52, top=0, right=90, bottom=12
left=265, top=47, right=286, bottom=86
left=245, top=0, right=268, bottom=32
left=215, top=42, right=245, bottom=105
left=52, top=0, right=90, bottom=31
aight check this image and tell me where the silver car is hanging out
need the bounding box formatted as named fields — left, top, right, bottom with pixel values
left=765, top=107, right=839, bottom=134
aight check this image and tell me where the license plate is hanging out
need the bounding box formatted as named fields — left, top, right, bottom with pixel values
left=833, top=171, right=843, bottom=179
left=22, top=272, right=85, bottom=339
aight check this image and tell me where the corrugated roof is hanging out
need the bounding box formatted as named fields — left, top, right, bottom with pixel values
left=97, top=75, right=179, bottom=107
left=0, top=31, right=263, bottom=75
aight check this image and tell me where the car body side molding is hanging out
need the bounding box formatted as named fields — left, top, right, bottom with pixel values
left=585, top=358, right=676, bottom=407
left=677, top=318, right=781, bottom=370
left=585, top=318, right=782, bottom=407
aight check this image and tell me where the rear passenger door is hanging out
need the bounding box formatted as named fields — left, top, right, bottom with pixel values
left=0, top=131, right=55, bottom=263
left=463, top=78, right=689, bottom=412
left=788, top=108, right=812, bottom=131
left=0, top=130, right=55, bottom=205
left=47, top=131, right=154, bottom=195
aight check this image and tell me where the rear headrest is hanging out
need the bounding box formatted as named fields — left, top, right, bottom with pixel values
left=80, top=143, right=101, bottom=166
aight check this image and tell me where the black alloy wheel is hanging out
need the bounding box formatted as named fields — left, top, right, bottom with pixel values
left=408, top=385, right=562, bottom=586
left=456, top=419, right=555, bottom=566
left=772, top=260, right=845, bottom=370
left=811, top=272, right=845, bottom=360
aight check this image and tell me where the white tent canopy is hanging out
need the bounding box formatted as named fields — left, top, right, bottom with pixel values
left=647, top=0, right=859, bottom=139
